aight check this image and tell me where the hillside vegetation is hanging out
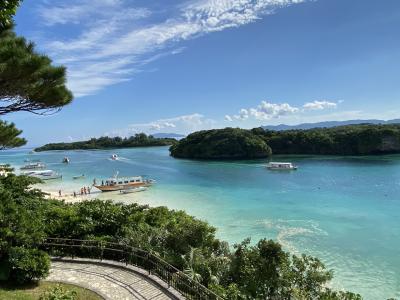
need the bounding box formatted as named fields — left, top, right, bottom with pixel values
left=169, top=128, right=272, bottom=159
left=0, top=174, right=361, bottom=299
left=170, top=124, right=400, bottom=159
left=34, top=133, right=177, bottom=151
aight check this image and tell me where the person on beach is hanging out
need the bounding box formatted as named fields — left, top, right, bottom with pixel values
left=73, top=191, right=76, bottom=197
left=93, top=179, right=96, bottom=185
left=87, top=187, right=91, bottom=194
left=84, top=187, right=87, bottom=195
left=80, top=188, right=83, bottom=195
left=58, top=190, right=61, bottom=197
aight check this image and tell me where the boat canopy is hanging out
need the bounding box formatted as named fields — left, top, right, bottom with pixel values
left=105, top=176, right=143, bottom=185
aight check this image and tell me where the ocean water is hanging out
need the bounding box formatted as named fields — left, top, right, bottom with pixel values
left=1, top=146, right=399, bottom=299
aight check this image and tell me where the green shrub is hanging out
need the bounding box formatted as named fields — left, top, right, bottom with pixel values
left=8, top=247, right=50, bottom=284
left=39, top=284, right=78, bottom=300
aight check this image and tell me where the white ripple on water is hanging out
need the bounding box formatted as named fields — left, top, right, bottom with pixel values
left=112, top=156, right=178, bottom=172
left=256, top=219, right=328, bottom=254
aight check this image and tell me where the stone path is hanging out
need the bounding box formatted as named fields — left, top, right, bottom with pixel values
left=46, top=258, right=183, bottom=300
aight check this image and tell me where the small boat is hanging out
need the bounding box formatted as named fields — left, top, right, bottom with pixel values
left=94, top=172, right=155, bottom=192
left=24, top=158, right=40, bottom=163
left=111, top=154, right=118, bottom=160
left=266, top=162, right=298, bottom=170
left=62, top=157, right=70, bottom=164
left=20, top=162, right=46, bottom=170
left=23, top=170, right=62, bottom=180
left=73, top=174, right=85, bottom=180
left=120, top=186, right=147, bottom=194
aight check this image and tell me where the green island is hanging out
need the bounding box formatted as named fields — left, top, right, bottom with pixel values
left=34, top=134, right=177, bottom=152
left=0, top=174, right=361, bottom=299
left=170, top=124, right=400, bottom=159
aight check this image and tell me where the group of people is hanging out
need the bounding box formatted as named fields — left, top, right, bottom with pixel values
left=57, top=185, right=93, bottom=198
left=73, top=186, right=92, bottom=197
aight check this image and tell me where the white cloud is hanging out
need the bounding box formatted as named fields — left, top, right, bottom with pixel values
left=105, top=113, right=215, bottom=137
left=226, top=100, right=300, bottom=121
left=33, top=0, right=308, bottom=97
left=226, top=99, right=339, bottom=121
left=38, top=0, right=150, bottom=26
left=303, top=100, right=338, bottom=110
left=224, top=115, right=233, bottom=121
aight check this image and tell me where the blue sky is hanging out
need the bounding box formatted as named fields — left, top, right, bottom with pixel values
left=7, top=0, right=400, bottom=145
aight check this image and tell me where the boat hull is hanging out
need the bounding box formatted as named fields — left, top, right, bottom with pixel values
left=267, top=167, right=297, bottom=170
left=94, top=182, right=152, bottom=192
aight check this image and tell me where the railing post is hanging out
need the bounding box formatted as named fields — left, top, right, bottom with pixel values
left=41, top=238, right=222, bottom=300
left=100, top=240, right=103, bottom=261
left=148, top=253, right=151, bottom=275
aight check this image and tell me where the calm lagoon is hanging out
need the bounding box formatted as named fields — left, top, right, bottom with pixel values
left=1, top=146, right=399, bottom=299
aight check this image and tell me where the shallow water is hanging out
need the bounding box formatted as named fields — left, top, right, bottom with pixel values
left=1, top=147, right=399, bottom=299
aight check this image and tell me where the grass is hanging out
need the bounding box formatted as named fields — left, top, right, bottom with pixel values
left=0, top=281, right=103, bottom=300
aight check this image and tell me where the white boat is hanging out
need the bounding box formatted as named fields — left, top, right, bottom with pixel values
left=119, top=186, right=147, bottom=194
left=20, top=162, right=46, bottom=170
left=24, top=159, right=40, bottom=162
left=23, top=170, right=62, bottom=180
left=266, top=162, right=297, bottom=170
left=73, top=174, right=85, bottom=180
left=62, top=157, right=70, bottom=163
left=111, top=154, right=118, bottom=160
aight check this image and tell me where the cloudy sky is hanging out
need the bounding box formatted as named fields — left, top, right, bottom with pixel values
left=8, top=0, right=400, bottom=144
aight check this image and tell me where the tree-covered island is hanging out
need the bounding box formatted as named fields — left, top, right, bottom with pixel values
left=34, top=133, right=177, bottom=152
left=170, top=124, right=400, bottom=159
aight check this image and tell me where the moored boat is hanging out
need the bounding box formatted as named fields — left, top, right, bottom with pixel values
left=24, top=158, right=40, bottom=162
left=62, top=157, right=70, bottom=163
left=119, top=186, right=147, bottom=194
left=94, top=173, right=155, bottom=192
left=111, top=154, right=118, bottom=160
left=20, top=162, right=46, bottom=170
left=22, top=169, right=62, bottom=180
left=73, top=174, right=85, bottom=179
left=266, top=162, right=297, bottom=170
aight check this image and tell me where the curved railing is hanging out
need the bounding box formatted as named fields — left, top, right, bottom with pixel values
left=41, top=238, right=222, bottom=300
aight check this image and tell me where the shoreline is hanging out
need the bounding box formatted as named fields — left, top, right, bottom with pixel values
left=38, top=184, right=99, bottom=203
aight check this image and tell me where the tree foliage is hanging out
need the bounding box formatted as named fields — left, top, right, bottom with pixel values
left=0, top=0, right=22, bottom=29
left=7, top=246, right=50, bottom=284
left=0, top=174, right=364, bottom=299
left=34, top=133, right=177, bottom=152
left=170, top=124, right=400, bottom=159
left=0, top=1, right=72, bottom=149
left=0, top=174, right=48, bottom=282
left=0, top=120, right=26, bottom=149
left=253, top=124, right=400, bottom=155
left=170, top=127, right=272, bottom=159
left=0, top=27, right=73, bottom=116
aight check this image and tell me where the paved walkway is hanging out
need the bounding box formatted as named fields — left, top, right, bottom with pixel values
left=46, top=258, right=183, bottom=300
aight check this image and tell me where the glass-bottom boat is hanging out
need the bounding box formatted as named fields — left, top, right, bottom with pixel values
left=94, top=173, right=155, bottom=192
left=266, top=162, right=298, bottom=170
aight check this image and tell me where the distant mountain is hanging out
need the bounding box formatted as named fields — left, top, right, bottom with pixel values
left=262, top=119, right=400, bottom=131
left=151, top=133, right=186, bottom=139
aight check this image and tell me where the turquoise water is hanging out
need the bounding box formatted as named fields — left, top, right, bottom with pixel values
left=1, top=147, right=399, bottom=299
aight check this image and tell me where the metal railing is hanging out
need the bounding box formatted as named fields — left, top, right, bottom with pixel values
left=41, top=238, right=222, bottom=300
